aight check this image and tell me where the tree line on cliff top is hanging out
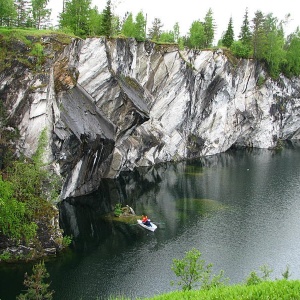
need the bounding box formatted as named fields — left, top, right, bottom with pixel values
left=1, top=0, right=300, bottom=78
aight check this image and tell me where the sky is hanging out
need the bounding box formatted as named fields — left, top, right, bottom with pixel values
left=48, top=0, right=300, bottom=43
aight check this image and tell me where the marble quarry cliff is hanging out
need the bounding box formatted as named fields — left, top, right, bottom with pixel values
left=1, top=37, right=300, bottom=199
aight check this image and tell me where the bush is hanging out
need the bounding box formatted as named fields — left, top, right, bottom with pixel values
left=114, top=203, right=123, bottom=217
left=0, top=176, right=37, bottom=243
left=0, top=128, right=60, bottom=244
left=171, top=248, right=227, bottom=291
left=230, top=40, right=252, bottom=58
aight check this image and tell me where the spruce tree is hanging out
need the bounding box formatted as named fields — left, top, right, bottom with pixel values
left=222, top=17, right=234, bottom=48
left=101, top=0, right=112, bottom=37
left=239, top=8, right=252, bottom=47
left=252, top=10, right=266, bottom=59
left=17, top=261, right=54, bottom=300
left=203, top=8, right=215, bottom=47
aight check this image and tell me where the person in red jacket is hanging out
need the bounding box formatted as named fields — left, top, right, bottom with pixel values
left=142, top=215, right=151, bottom=226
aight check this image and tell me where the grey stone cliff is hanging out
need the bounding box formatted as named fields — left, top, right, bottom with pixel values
left=1, top=37, right=300, bottom=199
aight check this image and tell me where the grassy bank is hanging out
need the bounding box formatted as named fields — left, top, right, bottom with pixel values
left=110, top=280, right=300, bottom=299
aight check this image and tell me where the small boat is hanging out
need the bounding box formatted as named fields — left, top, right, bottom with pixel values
left=137, top=219, right=157, bottom=232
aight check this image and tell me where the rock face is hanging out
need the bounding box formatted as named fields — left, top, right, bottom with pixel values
left=1, top=37, right=300, bottom=199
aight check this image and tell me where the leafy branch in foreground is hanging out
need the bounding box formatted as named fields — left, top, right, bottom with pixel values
left=171, top=248, right=228, bottom=291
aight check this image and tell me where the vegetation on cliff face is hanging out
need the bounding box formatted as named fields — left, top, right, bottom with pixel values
left=0, top=27, right=74, bottom=73
left=0, top=128, right=67, bottom=262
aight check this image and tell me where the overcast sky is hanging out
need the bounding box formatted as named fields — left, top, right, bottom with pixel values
left=48, top=0, right=300, bottom=43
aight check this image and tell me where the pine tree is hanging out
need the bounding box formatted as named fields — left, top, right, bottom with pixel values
left=17, top=261, right=54, bottom=300
left=222, top=17, right=234, bottom=48
left=203, top=8, right=215, bottom=47
left=239, top=8, right=252, bottom=47
left=252, top=10, right=266, bottom=59
left=148, top=18, right=163, bottom=41
left=100, top=0, right=112, bottom=37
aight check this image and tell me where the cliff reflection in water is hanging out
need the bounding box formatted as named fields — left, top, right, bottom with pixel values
left=59, top=140, right=300, bottom=254
left=59, top=152, right=228, bottom=252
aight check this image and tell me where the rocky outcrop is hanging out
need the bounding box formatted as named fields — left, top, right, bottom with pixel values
left=1, top=37, right=300, bottom=200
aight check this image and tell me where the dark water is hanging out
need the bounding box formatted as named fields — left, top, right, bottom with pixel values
left=1, top=144, right=300, bottom=299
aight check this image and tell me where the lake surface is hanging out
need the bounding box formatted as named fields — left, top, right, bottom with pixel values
left=1, top=143, right=300, bottom=299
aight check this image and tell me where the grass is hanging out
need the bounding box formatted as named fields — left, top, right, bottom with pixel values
left=108, top=280, right=300, bottom=300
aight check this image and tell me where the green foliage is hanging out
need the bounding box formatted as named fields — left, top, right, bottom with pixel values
left=282, top=265, right=292, bottom=279
left=6, top=128, right=60, bottom=204
left=203, top=8, right=215, bottom=48
left=145, top=280, right=300, bottom=300
left=173, top=22, right=180, bottom=43
left=114, top=203, right=122, bottom=217
left=62, top=235, right=72, bottom=247
left=148, top=18, right=163, bottom=41
left=238, top=8, right=252, bottom=48
left=252, top=10, right=266, bottom=60
left=31, top=0, right=51, bottom=29
left=171, top=248, right=227, bottom=291
left=0, top=250, right=11, bottom=261
left=262, top=14, right=285, bottom=78
left=134, top=11, right=146, bottom=41
left=17, top=260, right=54, bottom=300
left=245, top=264, right=273, bottom=286
left=245, top=271, right=263, bottom=286
left=256, top=75, right=265, bottom=87
left=282, top=29, right=300, bottom=77
left=188, top=21, right=205, bottom=49
left=30, top=42, right=44, bottom=70
left=120, top=11, right=147, bottom=40
left=100, top=0, right=113, bottom=37
left=0, top=176, right=37, bottom=243
left=230, top=40, right=252, bottom=58
left=59, top=0, right=92, bottom=37
left=121, top=13, right=135, bottom=37
left=222, top=17, right=234, bottom=48
left=159, top=31, right=175, bottom=43
left=0, top=128, right=60, bottom=244
left=32, top=127, right=48, bottom=166
left=0, top=0, right=17, bottom=26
